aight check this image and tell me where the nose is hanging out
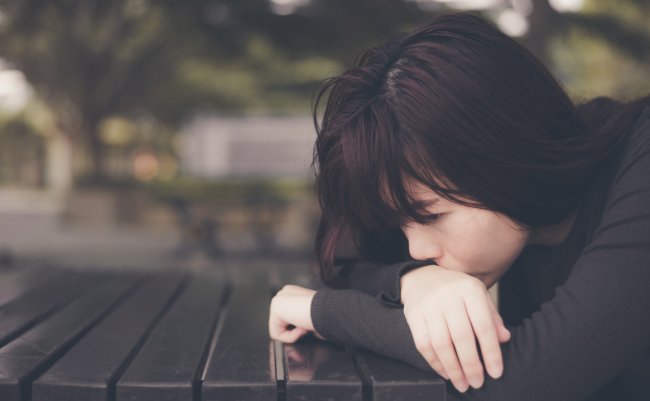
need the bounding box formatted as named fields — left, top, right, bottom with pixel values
left=403, top=223, right=443, bottom=262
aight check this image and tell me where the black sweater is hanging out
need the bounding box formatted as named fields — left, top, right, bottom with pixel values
left=309, top=105, right=650, bottom=401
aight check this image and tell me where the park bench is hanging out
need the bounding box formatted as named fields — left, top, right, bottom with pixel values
left=0, top=264, right=445, bottom=401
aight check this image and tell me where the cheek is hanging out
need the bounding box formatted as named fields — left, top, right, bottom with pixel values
left=450, top=211, right=527, bottom=270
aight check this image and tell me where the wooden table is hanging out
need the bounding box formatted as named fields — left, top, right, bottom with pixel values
left=0, top=265, right=445, bottom=401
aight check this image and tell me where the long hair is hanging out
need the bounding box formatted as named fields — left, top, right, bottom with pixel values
left=310, top=11, right=650, bottom=287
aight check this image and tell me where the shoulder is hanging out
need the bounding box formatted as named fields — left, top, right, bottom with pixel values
left=624, top=105, right=650, bottom=152
left=607, top=105, right=650, bottom=191
left=588, top=105, right=650, bottom=242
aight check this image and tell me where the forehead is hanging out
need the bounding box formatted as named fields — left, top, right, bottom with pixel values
left=380, top=176, right=442, bottom=207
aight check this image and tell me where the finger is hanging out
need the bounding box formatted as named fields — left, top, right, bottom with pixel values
left=406, top=313, right=449, bottom=379
left=465, top=293, right=504, bottom=380
left=277, top=327, right=308, bottom=343
left=280, top=285, right=309, bottom=295
left=486, top=295, right=511, bottom=343
left=426, top=312, right=469, bottom=392
left=286, top=348, right=306, bottom=364
left=269, top=316, right=280, bottom=339
left=269, top=315, right=295, bottom=341
left=444, top=303, right=485, bottom=390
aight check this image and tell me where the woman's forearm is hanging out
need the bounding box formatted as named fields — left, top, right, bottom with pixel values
left=311, top=286, right=437, bottom=372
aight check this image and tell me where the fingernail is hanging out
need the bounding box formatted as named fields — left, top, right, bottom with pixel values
left=468, top=375, right=483, bottom=389
left=456, top=379, right=469, bottom=393
left=489, top=361, right=503, bottom=378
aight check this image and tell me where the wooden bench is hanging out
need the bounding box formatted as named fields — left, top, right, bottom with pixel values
left=0, top=264, right=445, bottom=401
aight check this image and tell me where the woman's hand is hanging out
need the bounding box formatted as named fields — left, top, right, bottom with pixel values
left=400, top=265, right=511, bottom=393
left=269, top=284, right=325, bottom=343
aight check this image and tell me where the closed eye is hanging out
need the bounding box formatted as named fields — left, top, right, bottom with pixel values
left=399, top=213, right=442, bottom=228
left=423, top=213, right=441, bottom=223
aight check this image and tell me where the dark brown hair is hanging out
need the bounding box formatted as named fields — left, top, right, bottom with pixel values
left=310, top=11, right=650, bottom=287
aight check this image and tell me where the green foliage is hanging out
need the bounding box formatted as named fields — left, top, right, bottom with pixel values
left=0, top=0, right=648, bottom=182
left=549, top=0, right=650, bottom=100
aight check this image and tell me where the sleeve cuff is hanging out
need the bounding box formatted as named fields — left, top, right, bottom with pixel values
left=310, top=288, right=335, bottom=342
left=377, top=260, right=431, bottom=307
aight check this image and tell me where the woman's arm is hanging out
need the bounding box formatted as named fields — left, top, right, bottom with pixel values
left=308, top=225, right=431, bottom=304
left=312, top=119, right=650, bottom=400
left=309, top=258, right=431, bottom=306
left=311, top=287, right=435, bottom=371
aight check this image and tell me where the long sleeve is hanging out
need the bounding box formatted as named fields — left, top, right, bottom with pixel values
left=308, top=225, right=431, bottom=305
left=310, top=111, right=650, bottom=400
left=313, top=258, right=432, bottom=306
left=311, top=287, right=434, bottom=371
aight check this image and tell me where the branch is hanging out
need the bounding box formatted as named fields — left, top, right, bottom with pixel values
left=561, top=12, right=650, bottom=63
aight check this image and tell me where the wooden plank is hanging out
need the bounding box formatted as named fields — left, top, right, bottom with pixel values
left=283, top=337, right=363, bottom=401
left=350, top=349, right=445, bottom=401
left=273, top=268, right=444, bottom=400
left=272, top=269, right=363, bottom=400
left=201, top=271, right=277, bottom=401
left=115, top=271, right=227, bottom=401
left=0, top=266, right=62, bottom=308
left=0, top=271, right=142, bottom=401
left=31, top=271, right=186, bottom=401
left=0, top=270, right=105, bottom=348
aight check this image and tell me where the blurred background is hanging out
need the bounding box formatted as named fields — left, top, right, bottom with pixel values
left=0, top=0, right=648, bottom=275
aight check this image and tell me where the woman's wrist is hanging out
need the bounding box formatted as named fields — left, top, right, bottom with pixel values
left=400, top=264, right=440, bottom=304
left=301, top=290, right=317, bottom=332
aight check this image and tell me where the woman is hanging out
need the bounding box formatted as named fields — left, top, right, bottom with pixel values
left=268, top=11, right=650, bottom=400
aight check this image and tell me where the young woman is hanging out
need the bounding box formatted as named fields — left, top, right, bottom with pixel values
left=268, top=11, right=650, bottom=400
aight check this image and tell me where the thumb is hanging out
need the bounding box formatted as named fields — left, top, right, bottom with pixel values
left=278, top=327, right=309, bottom=344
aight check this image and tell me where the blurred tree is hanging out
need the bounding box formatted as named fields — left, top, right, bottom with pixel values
left=0, top=0, right=210, bottom=181
left=0, top=0, right=426, bottom=181
left=0, top=0, right=648, bottom=182
left=523, top=0, right=650, bottom=66
left=0, top=114, right=46, bottom=186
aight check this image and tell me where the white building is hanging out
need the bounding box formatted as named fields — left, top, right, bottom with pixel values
left=178, top=115, right=316, bottom=179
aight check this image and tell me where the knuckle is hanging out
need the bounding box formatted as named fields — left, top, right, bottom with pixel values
left=428, top=354, right=441, bottom=366
left=414, top=338, right=430, bottom=353
left=465, top=278, right=485, bottom=292
left=422, top=293, right=438, bottom=304
left=430, top=332, right=451, bottom=347
left=422, top=350, right=436, bottom=362
left=474, top=320, right=494, bottom=335
left=438, top=286, right=456, bottom=299
left=431, top=338, right=452, bottom=352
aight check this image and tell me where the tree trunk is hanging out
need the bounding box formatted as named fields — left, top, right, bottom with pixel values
left=521, top=0, right=563, bottom=67
left=83, top=119, right=105, bottom=183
